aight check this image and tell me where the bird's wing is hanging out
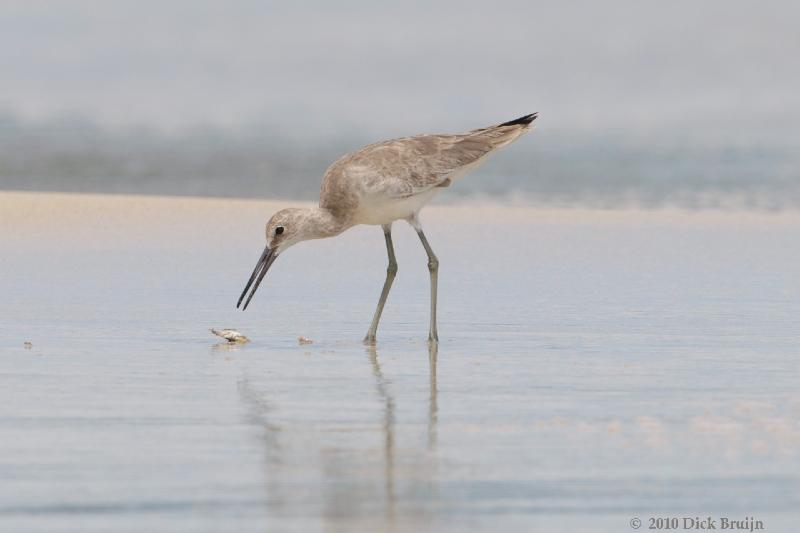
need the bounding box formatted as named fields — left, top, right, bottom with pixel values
left=322, top=113, right=536, bottom=201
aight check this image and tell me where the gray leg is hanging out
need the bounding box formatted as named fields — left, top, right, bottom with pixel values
left=413, top=224, right=439, bottom=343
left=364, top=224, right=398, bottom=344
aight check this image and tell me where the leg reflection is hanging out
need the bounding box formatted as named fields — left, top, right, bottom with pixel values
left=428, top=342, right=438, bottom=451
left=366, top=345, right=396, bottom=524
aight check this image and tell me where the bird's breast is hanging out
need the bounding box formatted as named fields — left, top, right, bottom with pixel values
left=353, top=189, right=440, bottom=226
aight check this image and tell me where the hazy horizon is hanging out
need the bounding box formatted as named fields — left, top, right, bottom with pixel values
left=1, top=1, right=799, bottom=207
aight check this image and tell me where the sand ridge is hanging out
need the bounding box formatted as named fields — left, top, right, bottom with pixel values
left=2, top=190, right=799, bottom=256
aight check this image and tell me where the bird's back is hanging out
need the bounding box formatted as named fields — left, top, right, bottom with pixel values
left=319, top=113, right=536, bottom=221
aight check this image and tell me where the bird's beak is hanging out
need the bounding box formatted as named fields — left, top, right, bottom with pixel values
left=237, top=245, right=278, bottom=310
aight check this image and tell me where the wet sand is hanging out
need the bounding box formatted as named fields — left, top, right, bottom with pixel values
left=1, top=191, right=799, bottom=532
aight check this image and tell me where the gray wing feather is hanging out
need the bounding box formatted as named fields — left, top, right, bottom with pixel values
left=321, top=117, right=534, bottom=207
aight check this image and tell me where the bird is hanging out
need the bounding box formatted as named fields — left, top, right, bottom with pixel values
left=237, top=113, right=537, bottom=343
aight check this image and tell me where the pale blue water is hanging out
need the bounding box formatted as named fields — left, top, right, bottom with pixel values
left=3, top=1, right=799, bottom=526
left=1, top=195, right=799, bottom=532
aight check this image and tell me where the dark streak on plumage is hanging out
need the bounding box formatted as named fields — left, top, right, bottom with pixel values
left=498, top=113, right=538, bottom=127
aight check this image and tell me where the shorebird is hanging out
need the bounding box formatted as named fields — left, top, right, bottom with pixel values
left=237, top=113, right=537, bottom=343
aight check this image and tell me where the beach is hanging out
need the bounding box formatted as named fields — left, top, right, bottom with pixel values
left=1, top=191, right=799, bottom=532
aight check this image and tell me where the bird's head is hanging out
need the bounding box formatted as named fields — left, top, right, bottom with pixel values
left=264, top=208, right=310, bottom=254
left=237, top=207, right=346, bottom=310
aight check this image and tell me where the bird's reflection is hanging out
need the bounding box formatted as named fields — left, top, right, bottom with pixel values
left=367, top=341, right=440, bottom=525
left=236, top=378, right=282, bottom=463
left=236, top=378, right=288, bottom=514
left=239, top=342, right=440, bottom=530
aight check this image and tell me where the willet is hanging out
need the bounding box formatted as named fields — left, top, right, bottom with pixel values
left=237, top=113, right=537, bottom=343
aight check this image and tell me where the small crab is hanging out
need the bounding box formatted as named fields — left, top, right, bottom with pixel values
left=210, top=328, right=250, bottom=344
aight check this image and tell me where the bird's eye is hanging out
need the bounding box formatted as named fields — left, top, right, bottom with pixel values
left=275, top=226, right=284, bottom=235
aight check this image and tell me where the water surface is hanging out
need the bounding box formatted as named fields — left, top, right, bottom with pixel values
left=1, top=193, right=799, bottom=532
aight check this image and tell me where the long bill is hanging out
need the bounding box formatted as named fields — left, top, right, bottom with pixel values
left=237, top=245, right=278, bottom=310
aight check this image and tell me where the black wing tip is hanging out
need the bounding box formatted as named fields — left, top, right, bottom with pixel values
left=499, top=113, right=538, bottom=127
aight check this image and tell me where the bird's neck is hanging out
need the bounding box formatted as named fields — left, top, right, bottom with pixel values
left=303, top=206, right=351, bottom=240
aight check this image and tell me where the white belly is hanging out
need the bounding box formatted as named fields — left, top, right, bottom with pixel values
left=354, top=189, right=440, bottom=226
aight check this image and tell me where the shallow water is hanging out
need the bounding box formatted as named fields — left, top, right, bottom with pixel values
left=1, top=194, right=799, bottom=532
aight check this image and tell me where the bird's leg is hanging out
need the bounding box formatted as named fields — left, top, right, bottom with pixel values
left=364, top=224, right=398, bottom=344
left=413, top=223, right=439, bottom=343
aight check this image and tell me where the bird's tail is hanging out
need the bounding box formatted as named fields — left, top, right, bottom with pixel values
left=469, top=112, right=538, bottom=149
left=498, top=113, right=538, bottom=128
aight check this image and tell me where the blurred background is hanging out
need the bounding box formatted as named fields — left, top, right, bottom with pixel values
left=1, top=0, right=798, bottom=208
